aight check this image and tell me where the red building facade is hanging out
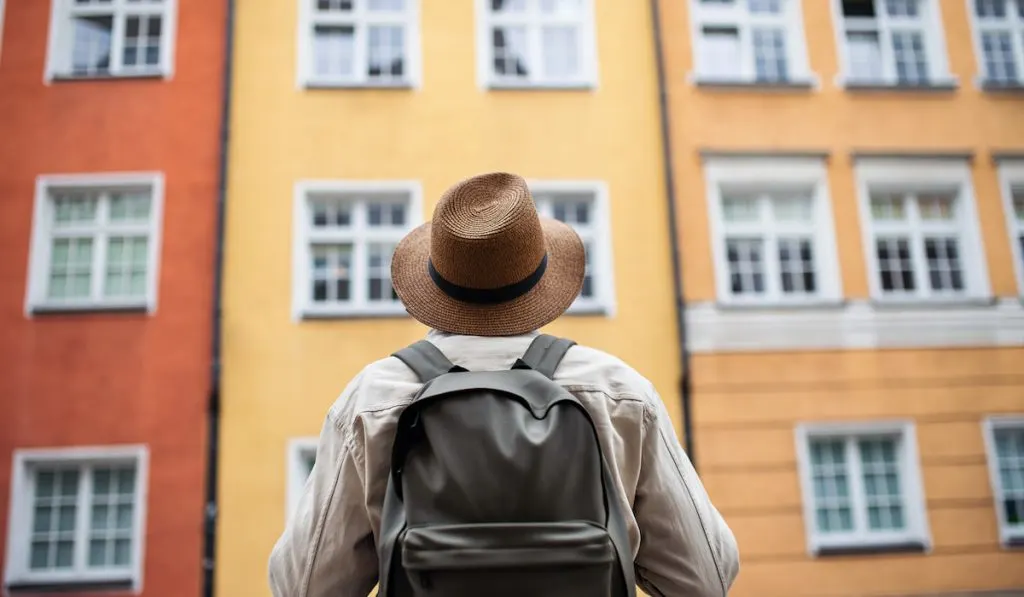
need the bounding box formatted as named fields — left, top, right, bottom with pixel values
left=0, top=0, right=225, bottom=594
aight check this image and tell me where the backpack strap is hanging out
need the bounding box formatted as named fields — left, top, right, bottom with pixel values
left=515, top=334, right=576, bottom=379
left=392, top=340, right=466, bottom=383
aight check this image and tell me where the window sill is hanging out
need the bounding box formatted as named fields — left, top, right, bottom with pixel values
left=486, top=81, right=595, bottom=92
left=6, top=577, right=134, bottom=593
left=302, top=81, right=415, bottom=90
left=842, top=80, right=958, bottom=93
left=714, top=300, right=846, bottom=311
left=814, top=541, right=926, bottom=557
left=299, top=308, right=410, bottom=320
left=564, top=303, right=612, bottom=317
left=29, top=302, right=151, bottom=316
left=692, top=77, right=816, bottom=91
left=50, top=72, right=166, bottom=83
left=1002, top=535, right=1024, bottom=549
left=868, top=296, right=998, bottom=309
left=686, top=297, right=1024, bottom=352
left=982, top=81, right=1024, bottom=93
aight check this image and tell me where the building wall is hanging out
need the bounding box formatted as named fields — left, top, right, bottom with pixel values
left=0, top=0, right=225, bottom=594
left=658, top=0, right=1024, bottom=595
left=217, top=1, right=680, bottom=596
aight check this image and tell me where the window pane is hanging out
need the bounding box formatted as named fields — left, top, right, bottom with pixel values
left=722, top=196, right=758, bottom=222
left=550, top=197, right=592, bottom=225
left=699, top=26, right=741, bottom=78
left=48, top=238, right=94, bottom=299
left=885, top=0, right=920, bottom=16
left=726, top=238, right=765, bottom=295
left=72, top=16, right=113, bottom=75
left=368, top=243, right=398, bottom=301
left=368, top=202, right=406, bottom=227
left=493, top=27, right=529, bottom=77
left=859, top=438, right=906, bottom=531
left=982, top=32, right=1019, bottom=83
left=778, top=238, right=816, bottom=294
left=993, top=427, right=1024, bottom=526
left=368, top=0, right=405, bottom=10
left=809, top=439, right=854, bottom=533
left=314, top=26, right=356, bottom=77
left=892, top=31, right=928, bottom=84
left=368, top=26, right=405, bottom=79
left=542, top=26, right=580, bottom=79
left=109, top=192, right=152, bottom=222
left=311, top=245, right=352, bottom=303
left=753, top=28, right=788, bottom=82
left=876, top=237, right=915, bottom=292
left=317, top=0, right=353, bottom=10
left=311, top=199, right=352, bottom=227
left=870, top=194, right=905, bottom=220
left=918, top=194, right=954, bottom=221
left=924, top=237, right=963, bottom=291
left=847, top=31, right=883, bottom=81
left=842, top=0, right=876, bottom=17
left=29, top=467, right=80, bottom=571
left=492, top=0, right=526, bottom=12
left=53, top=193, right=98, bottom=225
left=975, top=0, right=1007, bottom=17
left=772, top=195, right=812, bottom=222
left=1013, top=191, right=1024, bottom=221
left=748, top=0, right=782, bottom=13
left=540, top=0, right=581, bottom=14
left=105, top=237, right=148, bottom=298
left=123, top=16, right=162, bottom=68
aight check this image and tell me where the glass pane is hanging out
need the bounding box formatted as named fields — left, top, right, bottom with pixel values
left=368, top=26, right=405, bottom=79
left=886, top=0, right=920, bottom=16
left=1013, top=191, right=1024, bottom=221
left=89, top=539, right=108, bottom=567
left=55, top=541, right=74, bottom=568
left=33, top=506, right=53, bottom=533
left=109, top=193, right=151, bottom=221
left=871, top=194, right=906, bottom=220
left=975, top=0, right=1007, bottom=17
left=92, top=504, right=110, bottom=530
left=318, top=0, right=353, bottom=10
left=314, top=26, right=355, bottom=77
left=542, top=26, right=580, bottom=79
left=114, top=539, right=131, bottom=565
left=725, top=238, right=765, bottom=295
left=37, top=471, right=56, bottom=498
left=778, top=238, right=815, bottom=294
left=30, top=542, right=49, bottom=569
left=918, top=194, right=954, bottom=220
left=493, top=27, right=529, bottom=77
left=722, top=197, right=758, bottom=222
left=368, top=0, right=404, bottom=10
left=72, top=16, right=113, bottom=75
left=94, top=469, right=111, bottom=495
left=753, top=28, right=788, bottom=82
left=772, top=196, right=812, bottom=222
left=982, top=31, right=1019, bottom=83
left=117, top=468, right=135, bottom=495
left=892, top=31, right=929, bottom=84
left=53, top=194, right=98, bottom=225
left=58, top=505, right=77, bottom=532
left=847, top=31, right=883, bottom=82
left=748, top=0, right=782, bottom=13
left=367, top=243, right=397, bottom=301
left=60, top=470, right=79, bottom=495
left=541, top=0, right=581, bottom=13
left=699, top=27, right=741, bottom=78
left=492, top=0, right=526, bottom=13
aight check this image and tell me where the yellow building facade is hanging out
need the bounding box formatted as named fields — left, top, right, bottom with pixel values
left=658, top=0, right=1024, bottom=595
left=216, top=1, right=681, bottom=596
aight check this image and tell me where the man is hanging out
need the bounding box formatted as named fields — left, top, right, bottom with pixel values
left=268, top=172, right=739, bottom=596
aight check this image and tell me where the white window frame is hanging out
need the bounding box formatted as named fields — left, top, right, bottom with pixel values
left=704, top=156, right=842, bottom=307
left=795, top=420, right=931, bottom=556
left=854, top=158, right=990, bottom=303
left=968, top=0, right=1024, bottom=87
left=295, top=0, right=422, bottom=88
left=292, top=180, right=423, bottom=319
left=3, top=445, right=149, bottom=592
left=44, top=0, right=177, bottom=82
left=24, top=172, right=165, bottom=316
left=830, top=0, right=953, bottom=87
left=0, top=0, right=7, bottom=65
left=286, top=438, right=318, bottom=520
left=528, top=180, right=616, bottom=316
left=474, top=0, right=599, bottom=89
left=983, top=415, right=1024, bottom=547
left=688, top=0, right=813, bottom=84
left=998, top=160, right=1024, bottom=295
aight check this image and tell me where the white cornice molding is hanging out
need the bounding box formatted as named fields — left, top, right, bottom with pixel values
left=686, top=299, right=1024, bottom=352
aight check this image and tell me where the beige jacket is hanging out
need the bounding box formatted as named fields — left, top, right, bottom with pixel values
left=268, top=330, right=740, bottom=597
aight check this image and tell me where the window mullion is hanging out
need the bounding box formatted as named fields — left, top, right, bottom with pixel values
left=92, top=197, right=109, bottom=301
left=110, top=10, right=127, bottom=74
left=847, top=437, right=869, bottom=537
left=876, top=3, right=896, bottom=82
left=739, top=18, right=755, bottom=81
left=906, top=194, right=930, bottom=298
left=74, top=465, right=92, bottom=573
left=354, top=21, right=368, bottom=83
left=530, top=14, right=543, bottom=83
left=352, top=202, right=368, bottom=308
left=1012, top=21, right=1024, bottom=83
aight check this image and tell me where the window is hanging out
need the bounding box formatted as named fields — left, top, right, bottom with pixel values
left=835, top=0, right=951, bottom=86
left=3, top=446, right=148, bottom=591
left=984, top=416, right=1024, bottom=546
left=972, top=0, right=1024, bottom=86
left=855, top=159, right=988, bottom=302
left=45, top=0, right=176, bottom=80
left=26, top=173, right=164, bottom=314
left=796, top=422, right=929, bottom=555
left=293, top=181, right=421, bottom=318
left=704, top=157, right=842, bottom=306
left=297, top=0, right=420, bottom=87
left=287, top=439, right=317, bottom=519
left=690, top=0, right=811, bottom=83
left=477, top=0, right=598, bottom=88
left=999, top=161, right=1024, bottom=294
left=530, top=181, right=615, bottom=314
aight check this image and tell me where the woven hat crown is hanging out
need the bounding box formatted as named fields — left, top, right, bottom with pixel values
left=429, top=173, right=546, bottom=290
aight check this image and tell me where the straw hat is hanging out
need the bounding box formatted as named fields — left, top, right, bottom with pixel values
left=391, top=172, right=586, bottom=336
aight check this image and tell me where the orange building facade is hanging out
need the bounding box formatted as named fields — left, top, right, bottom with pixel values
left=656, top=0, right=1024, bottom=595
left=0, top=0, right=225, bottom=595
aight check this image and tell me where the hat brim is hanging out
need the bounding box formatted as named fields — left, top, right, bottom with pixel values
left=391, top=218, right=587, bottom=336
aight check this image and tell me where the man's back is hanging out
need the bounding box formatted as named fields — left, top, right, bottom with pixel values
left=269, top=330, right=739, bottom=597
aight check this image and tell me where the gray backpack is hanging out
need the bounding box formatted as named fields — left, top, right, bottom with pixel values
left=377, top=334, right=636, bottom=597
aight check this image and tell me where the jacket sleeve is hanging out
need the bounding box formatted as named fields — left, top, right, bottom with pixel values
left=633, top=387, right=740, bottom=597
left=268, top=374, right=378, bottom=597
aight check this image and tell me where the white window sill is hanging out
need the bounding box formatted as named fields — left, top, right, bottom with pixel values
left=980, top=80, right=1024, bottom=93
left=49, top=71, right=167, bottom=82
left=1001, top=533, right=1024, bottom=548
left=839, top=77, right=958, bottom=92
left=299, top=305, right=409, bottom=320
left=28, top=300, right=152, bottom=316
left=302, top=79, right=415, bottom=90
left=811, top=539, right=927, bottom=557
left=686, top=298, right=1024, bottom=352
left=5, top=574, right=135, bottom=594
left=486, top=80, right=595, bottom=91
left=691, top=75, right=817, bottom=90
left=565, top=302, right=612, bottom=317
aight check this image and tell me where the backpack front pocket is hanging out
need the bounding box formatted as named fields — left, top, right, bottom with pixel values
left=400, top=521, right=616, bottom=597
